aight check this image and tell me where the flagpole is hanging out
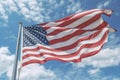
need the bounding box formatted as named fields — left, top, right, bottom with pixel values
left=12, top=22, right=22, bottom=80
left=18, top=22, right=23, bottom=80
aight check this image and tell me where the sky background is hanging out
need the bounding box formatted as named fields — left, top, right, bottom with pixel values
left=0, top=0, right=120, bottom=80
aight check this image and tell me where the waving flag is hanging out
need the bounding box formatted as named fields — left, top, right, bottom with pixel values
left=22, top=9, right=114, bottom=67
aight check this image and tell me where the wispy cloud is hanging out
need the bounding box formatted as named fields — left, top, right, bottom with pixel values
left=66, top=0, right=82, bottom=13
left=97, top=0, right=111, bottom=9
left=0, top=0, right=19, bottom=27
left=4, top=35, right=16, bottom=41
left=0, top=0, right=82, bottom=26
left=88, top=68, right=100, bottom=75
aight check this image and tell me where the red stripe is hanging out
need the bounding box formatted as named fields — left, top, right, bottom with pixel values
left=76, top=14, right=101, bottom=28
left=39, top=22, right=48, bottom=26
left=49, top=30, right=85, bottom=44
left=22, top=60, right=46, bottom=67
left=55, top=13, right=75, bottom=22
left=23, top=45, right=61, bottom=53
left=92, top=21, right=108, bottom=30
left=46, top=27, right=71, bottom=36
left=44, top=26, right=50, bottom=30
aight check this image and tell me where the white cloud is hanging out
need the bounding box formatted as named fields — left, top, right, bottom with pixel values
left=0, top=47, right=10, bottom=54
left=0, top=47, right=14, bottom=76
left=72, top=33, right=120, bottom=69
left=88, top=68, right=100, bottom=75
left=0, top=3, right=8, bottom=25
left=74, top=47, right=120, bottom=69
left=104, top=1, right=110, bottom=7
left=19, top=64, right=56, bottom=80
left=97, top=0, right=111, bottom=9
left=113, top=78, right=120, bottom=80
left=6, top=64, right=57, bottom=80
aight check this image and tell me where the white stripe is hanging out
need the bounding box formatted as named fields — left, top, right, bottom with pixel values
left=103, top=10, right=112, bottom=15
left=22, top=55, right=52, bottom=63
left=43, top=21, right=64, bottom=34
left=70, top=9, right=100, bottom=19
left=46, top=27, right=60, bottom=34
left=46, top=26, right=76, bottom=34
left=82, top=17, right=103, bottom=30
left=47, top=28, right=78, bottom=41
left=23, top=44, right=51, bottom=50
left=43, top=22, right=63, bottom=27
left=108, top=27, right=116, bottom=32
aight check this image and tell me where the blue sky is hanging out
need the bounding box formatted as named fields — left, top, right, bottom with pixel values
left=0, top=0, right=120, bottom=80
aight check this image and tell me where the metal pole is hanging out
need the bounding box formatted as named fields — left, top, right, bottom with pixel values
left=18, top=23, right=23, bottom=80
left=12, top=22, right=22, bottom=80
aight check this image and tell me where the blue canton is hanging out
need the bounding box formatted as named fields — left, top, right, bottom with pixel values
left=23, top=24, right=49, bottom=47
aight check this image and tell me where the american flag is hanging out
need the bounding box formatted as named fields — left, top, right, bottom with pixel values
left=22, top=9, right=113, bottom=67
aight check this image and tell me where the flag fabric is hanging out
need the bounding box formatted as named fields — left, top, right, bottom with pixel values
left=22, top=9, right=113, bottom=67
